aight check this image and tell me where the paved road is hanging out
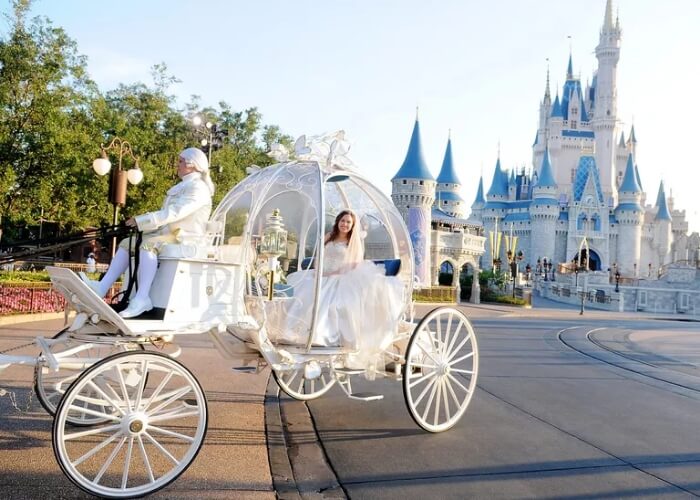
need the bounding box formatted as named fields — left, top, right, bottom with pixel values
left=289, top=304, right=700, bottom=499
left=1, top=303, right=699, bottom=499
left=0, top=317, right=274, bottom=499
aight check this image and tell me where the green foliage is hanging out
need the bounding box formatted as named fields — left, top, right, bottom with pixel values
left=0, top=2, right=292, bottom=244
left=480, top=290, right=527, bottom=306
left=0, top=270, right=51, bottom=282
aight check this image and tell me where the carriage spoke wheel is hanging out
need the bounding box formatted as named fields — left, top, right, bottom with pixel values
left=273, top=362, right=336, bottom=401
left=403, top=307, right=479, bottom=433
left=53, top=352, right=207, bottom=499
left=35, top=330, right=144, bottom=426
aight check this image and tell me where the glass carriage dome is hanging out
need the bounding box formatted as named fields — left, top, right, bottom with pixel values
left=209, top=132, right=414, bottom=327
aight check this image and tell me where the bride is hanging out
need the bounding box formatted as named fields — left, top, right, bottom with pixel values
left=270, top=210, right=404, bottom=371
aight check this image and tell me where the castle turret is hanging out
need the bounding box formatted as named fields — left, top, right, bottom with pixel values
left=482, top=157, right=509, bottom=269
left=654, top=181, right=672, bottom=266
left=592, top=0, right=621, bottom=202
left=529, top=147, right=559, bottom=268
left=434, top=134, right=465, bottom=218
left=614, top=153, right=643, bottom=276
left=391, top=114, right=435, bottom=285
left=469, top=175, right=486, bottom=223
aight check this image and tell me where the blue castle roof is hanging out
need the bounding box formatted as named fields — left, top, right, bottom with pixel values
left=504, top=212, right=530, bottom=222
left=392, top=119, right=434, bottom=181
left=436, top=137, right=461, bottom=185
left=486, top=158, right=509, bottom=197
left=473, top=176, right=485, bottom=205
left=572, top=156, right=604, bottom=203
left=531, top=197, right=559, bottom=206
left=551, top=94, right=563, bottom=118
left=435, top=191, right=464, bottom=202
left=615, top=202, right=643, bottom=213
left=535, top=147, right=557, bottom=188
left=619, top=153, right=641, bottom=193
left=655, top=181, right=672, bottom=221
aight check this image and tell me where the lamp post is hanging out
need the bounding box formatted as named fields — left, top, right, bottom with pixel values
left=525, top=263, right=531, bottom=287
left=543, top=258, right=549, bottom=281
left=615, top=270, right=621, bottom=293
left=260, top=208, right=288, bottom=300
left=92, top=137, right=143, bottom=257
left=192, top=115, right=228, bottom=171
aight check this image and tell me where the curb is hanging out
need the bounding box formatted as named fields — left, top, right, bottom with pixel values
left=0, top=312, right=66, bottom=326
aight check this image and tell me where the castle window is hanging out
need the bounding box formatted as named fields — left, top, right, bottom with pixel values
left=443, top=200, right=448, bottom=204
left=402, top=179, right=407, bottom=184
left=571, top=169, right=575, bottom=182
left=420, top=181, right=424, bottom=185
left=571, top=120, right=577, bottom=129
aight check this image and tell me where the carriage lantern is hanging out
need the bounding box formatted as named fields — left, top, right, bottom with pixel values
left=261, top=208, right=288, bottom=299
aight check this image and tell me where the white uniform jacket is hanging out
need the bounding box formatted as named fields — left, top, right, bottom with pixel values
left=134, top=172, right=212, bottom=243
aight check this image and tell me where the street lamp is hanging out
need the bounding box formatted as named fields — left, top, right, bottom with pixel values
left=543, top=257, right=549, bottom=281
left=191, top=115, right=228, bottom=171
left=615, top=270, right=621, bottom=292
left=92, top=137, right=143, bottom=257
left=525, top=263, right=531, bottom=287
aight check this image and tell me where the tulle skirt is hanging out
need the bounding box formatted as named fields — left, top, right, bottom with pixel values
left=265, top=261, right=405, bottom=370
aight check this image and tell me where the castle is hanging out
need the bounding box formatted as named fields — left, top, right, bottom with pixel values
left=391, top=0, right=699, bottom=288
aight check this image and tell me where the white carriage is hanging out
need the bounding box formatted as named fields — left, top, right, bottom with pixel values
left=0, top=133, right=479, bottom=498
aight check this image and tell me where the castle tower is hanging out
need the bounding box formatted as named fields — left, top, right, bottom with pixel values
left=529, top=147, right=559, bottom=267
left=614, top=153, right=643, bottom=276
left=592, top=0, right=621, bottom=202
left=654, top=181, right=672, bottom=266
left=434, top=134, right=465, bottom=218
left=469, top=175, right=486, bottom=224
left=391, top=115, right=435, bottom=285
left=482, top=156, right=509, bottom=269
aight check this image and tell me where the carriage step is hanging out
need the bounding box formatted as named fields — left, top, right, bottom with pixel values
left=232, top=366, right=258, bottom=373
left=333, top=367, right=366, bottom=375
left=348, top=392, right=383, bottom=402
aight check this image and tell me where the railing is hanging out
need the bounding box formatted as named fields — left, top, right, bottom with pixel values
left=2, top=260, right=108, bottom=273
left=0, top=282, right=121, bottom=315
left=0, top=282, right=66, bottom=314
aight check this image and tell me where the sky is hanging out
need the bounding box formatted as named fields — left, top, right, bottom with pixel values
left=5, top=0, right=700, bottom=233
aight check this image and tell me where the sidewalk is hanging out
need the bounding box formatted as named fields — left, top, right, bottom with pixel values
left=0, top=317, right=275, bottom=498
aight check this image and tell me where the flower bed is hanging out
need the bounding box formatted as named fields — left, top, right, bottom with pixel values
left=0, top=282, right=66, bottom=314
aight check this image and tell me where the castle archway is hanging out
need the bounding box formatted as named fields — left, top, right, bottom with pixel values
left=572, top=248, right=601, bottom=271
left=438, top=260, right=455, bottom=286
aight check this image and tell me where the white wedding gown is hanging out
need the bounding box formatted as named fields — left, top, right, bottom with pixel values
left=266, top=241, right=405, bottom=370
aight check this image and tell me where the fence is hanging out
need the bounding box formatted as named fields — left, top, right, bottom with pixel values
left=3, top=260, right=108, bottom=273
left=0, top=282, right=121, bottom=315
left=0, top=282, right=66, bottom=314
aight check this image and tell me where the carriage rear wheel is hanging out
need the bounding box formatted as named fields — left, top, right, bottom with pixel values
left=53, top=351, right=207, bottom=499
left=35, top=330, right=144, bottom=426
left=273, top=362, right=336, bottom=401
left=402, top=307, right=479, bottom=432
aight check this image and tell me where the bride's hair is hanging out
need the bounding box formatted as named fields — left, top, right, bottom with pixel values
left=326, top=210, right=364, bottom=265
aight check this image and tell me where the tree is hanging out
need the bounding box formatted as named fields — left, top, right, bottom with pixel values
left=0, top=0, right=100, bottom=238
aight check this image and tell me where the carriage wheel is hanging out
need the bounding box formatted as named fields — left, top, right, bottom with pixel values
left=273, top=362, right=336, bottom=401
left=34, top=330, right=143, bottom=426
left=53, top=351, right=207, bottom=499
left=403, top=307, right=479, bottom=433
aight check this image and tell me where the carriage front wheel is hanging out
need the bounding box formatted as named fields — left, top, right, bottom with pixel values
left=52, top=351, right=207, bottom=499
left=403, top=307, right=479, bottom=432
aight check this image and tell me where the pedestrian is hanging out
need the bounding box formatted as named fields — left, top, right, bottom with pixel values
left=85, top=252, right=96, bottom=274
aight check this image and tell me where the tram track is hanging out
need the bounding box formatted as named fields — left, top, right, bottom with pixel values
left=557, top=326, right=700, bottom=396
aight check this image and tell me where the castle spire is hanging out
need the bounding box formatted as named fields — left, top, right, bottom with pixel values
left=619, top=153, right=641, bottom=193
left=655, top=181, right=672, bottom=221
left=436, top=135, right=461, bottom=185
left=535, top=146, right=557, bottom=188
left=392, top=117, right=433, bottom=181
left=473, top=176, right=485, bottom=205
left=544, top=61, right=551, bottom=100
left=566, top=52, right=574, bottom=80
left=603, top=0, right=615, bottom=31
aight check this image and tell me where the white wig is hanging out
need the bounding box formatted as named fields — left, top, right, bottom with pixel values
left=180, top=147, right=215, bottom=194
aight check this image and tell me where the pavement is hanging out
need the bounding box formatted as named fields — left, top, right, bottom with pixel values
left=0, top=297, right=697, bottom=498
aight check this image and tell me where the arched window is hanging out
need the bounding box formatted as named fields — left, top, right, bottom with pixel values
left=591, top=214, right=601, bottom=231
left=577, top=213, right=587, bottom=231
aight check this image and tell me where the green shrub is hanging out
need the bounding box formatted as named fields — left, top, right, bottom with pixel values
left=0, top=270, right=51, bottom=282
